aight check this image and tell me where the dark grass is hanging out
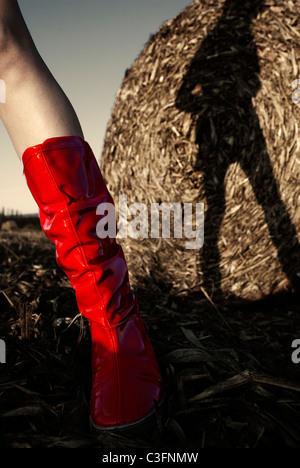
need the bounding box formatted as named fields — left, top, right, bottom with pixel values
left=1, top=227, right=300, bottom=448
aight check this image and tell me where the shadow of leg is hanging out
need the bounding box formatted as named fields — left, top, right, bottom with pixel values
left=241, top=114, right=300, bottom=292
left=198, top=133, right=228, bottom=300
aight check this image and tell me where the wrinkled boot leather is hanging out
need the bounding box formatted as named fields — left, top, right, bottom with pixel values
left=22, top=136, right=163, bottom=431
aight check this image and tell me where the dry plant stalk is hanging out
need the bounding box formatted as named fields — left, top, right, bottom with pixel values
left=18, top=301, right=33, bottom=340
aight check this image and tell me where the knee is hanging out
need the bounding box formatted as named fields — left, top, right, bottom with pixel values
left=0, top=19, right=12, bottom=52
left=0, top=21, right=17, bottom=68
left=0, top=19, right=29, bottom=71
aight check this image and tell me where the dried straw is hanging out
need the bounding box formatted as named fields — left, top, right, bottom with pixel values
left=101, top=0, right=300, bottom=305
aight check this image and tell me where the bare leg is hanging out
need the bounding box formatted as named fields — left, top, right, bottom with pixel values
left=0, top=0, right=84, bottom=159
left=0, top=0, right=163, bottom=434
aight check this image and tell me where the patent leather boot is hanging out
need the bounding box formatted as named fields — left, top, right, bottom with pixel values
left=22, top=136, right=163, bottom=432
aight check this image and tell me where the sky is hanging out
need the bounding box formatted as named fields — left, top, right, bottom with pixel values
left=0, top=0, right=191, bottom=214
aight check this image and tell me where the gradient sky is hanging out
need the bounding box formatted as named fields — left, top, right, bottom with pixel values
left=0, top=0, right=191, bottom=214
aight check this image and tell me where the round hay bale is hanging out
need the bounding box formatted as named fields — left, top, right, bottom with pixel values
left=1, top=220, right=18, bottom=232
left=101, top=0, right=300, bottom=305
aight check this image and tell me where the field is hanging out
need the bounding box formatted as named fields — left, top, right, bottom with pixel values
left=1, top=221, right=300, bottom=448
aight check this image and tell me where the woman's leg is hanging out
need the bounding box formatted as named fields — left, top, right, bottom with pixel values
left=0, top=0, right=163, bottom=432
left=0, top=0, right=83, bottom=159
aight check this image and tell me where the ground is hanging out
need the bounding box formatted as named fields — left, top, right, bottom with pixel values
left=0, top=225, right=300, bottom=449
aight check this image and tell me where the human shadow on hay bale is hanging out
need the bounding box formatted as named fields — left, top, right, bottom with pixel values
left=175, top=0, right=300, bottom=301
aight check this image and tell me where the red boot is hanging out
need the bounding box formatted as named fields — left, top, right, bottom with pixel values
left=22, top=136, right=163, bottom=432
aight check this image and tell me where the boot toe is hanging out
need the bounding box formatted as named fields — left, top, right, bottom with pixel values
left=89, top=316, right=163, bottom=432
